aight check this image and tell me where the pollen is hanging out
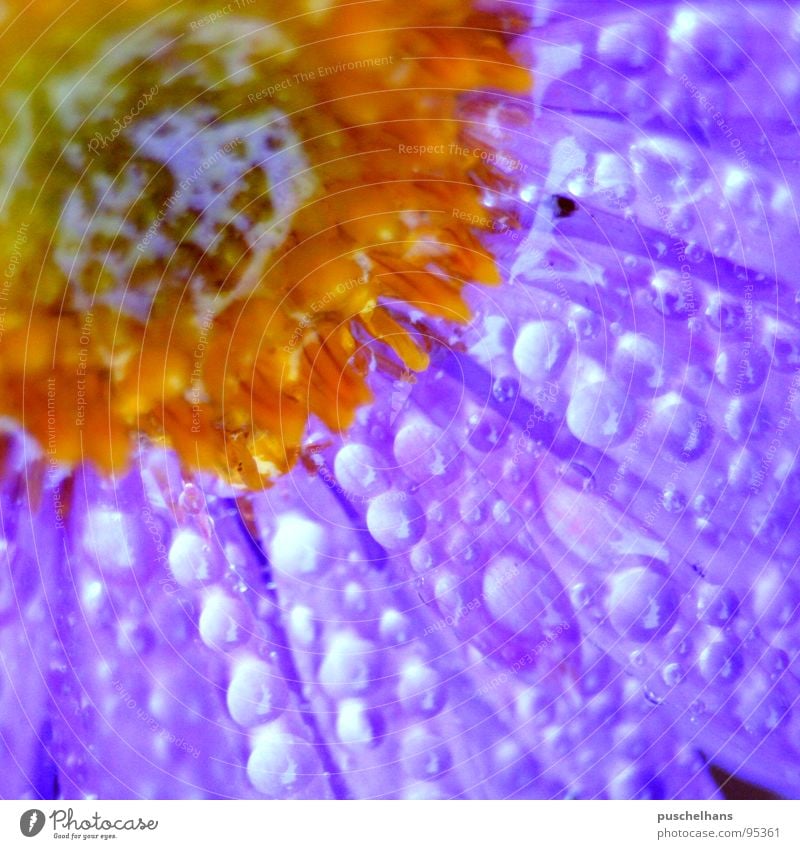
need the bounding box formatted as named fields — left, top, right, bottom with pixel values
left=0, top=0, right=530, bottom=488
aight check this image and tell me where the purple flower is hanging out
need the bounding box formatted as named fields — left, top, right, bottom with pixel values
left=2, top=0, right=800, bottom=800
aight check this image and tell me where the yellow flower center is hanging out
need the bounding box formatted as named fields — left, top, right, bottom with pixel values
left=0, top=0, right=529, bottom=487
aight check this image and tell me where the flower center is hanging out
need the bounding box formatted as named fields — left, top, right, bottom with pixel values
left=0, top=0, right=529, bottom=487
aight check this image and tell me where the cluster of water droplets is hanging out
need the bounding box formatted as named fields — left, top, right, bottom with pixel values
left=2, top=0, right=800, bottom=800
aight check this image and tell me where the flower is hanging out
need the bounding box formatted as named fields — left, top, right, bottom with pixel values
left=1, top=0, right=799, bottom=801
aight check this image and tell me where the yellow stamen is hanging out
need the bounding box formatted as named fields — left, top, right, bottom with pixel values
left=0, top=0, right=530, bottom=488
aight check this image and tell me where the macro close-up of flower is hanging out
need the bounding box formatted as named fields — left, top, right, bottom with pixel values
left=1, top=0, right=800, bottom=803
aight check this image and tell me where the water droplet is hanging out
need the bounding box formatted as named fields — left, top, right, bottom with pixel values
left=560, top=462, right=596, bottom=492
left=698, top=639, right=744, bottom=684
left=643, top=686, right=664, bottom=706
left=650, top=269, right=696, bottom=320
left=566, top=380, right=637, bottom=448
left=608, top=566, right=680, bottom=643
left=366, top=491, right=426, bottom=551
left=688, top=699, right=707, bottom=723
left=661, top=487, right=686, bottom=513
left=662, top=663, right=684, bottom=686
left=334, top=443, right=389, bottom=499
left=513, top=320, right=572, bottom=382
left=227, top=659, right=289, bottom=727
left=696, top=585, right=739, bottom=626
left=492, top=375, right=519, bottom=403
left=247, top=730, right=318, bottom=797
